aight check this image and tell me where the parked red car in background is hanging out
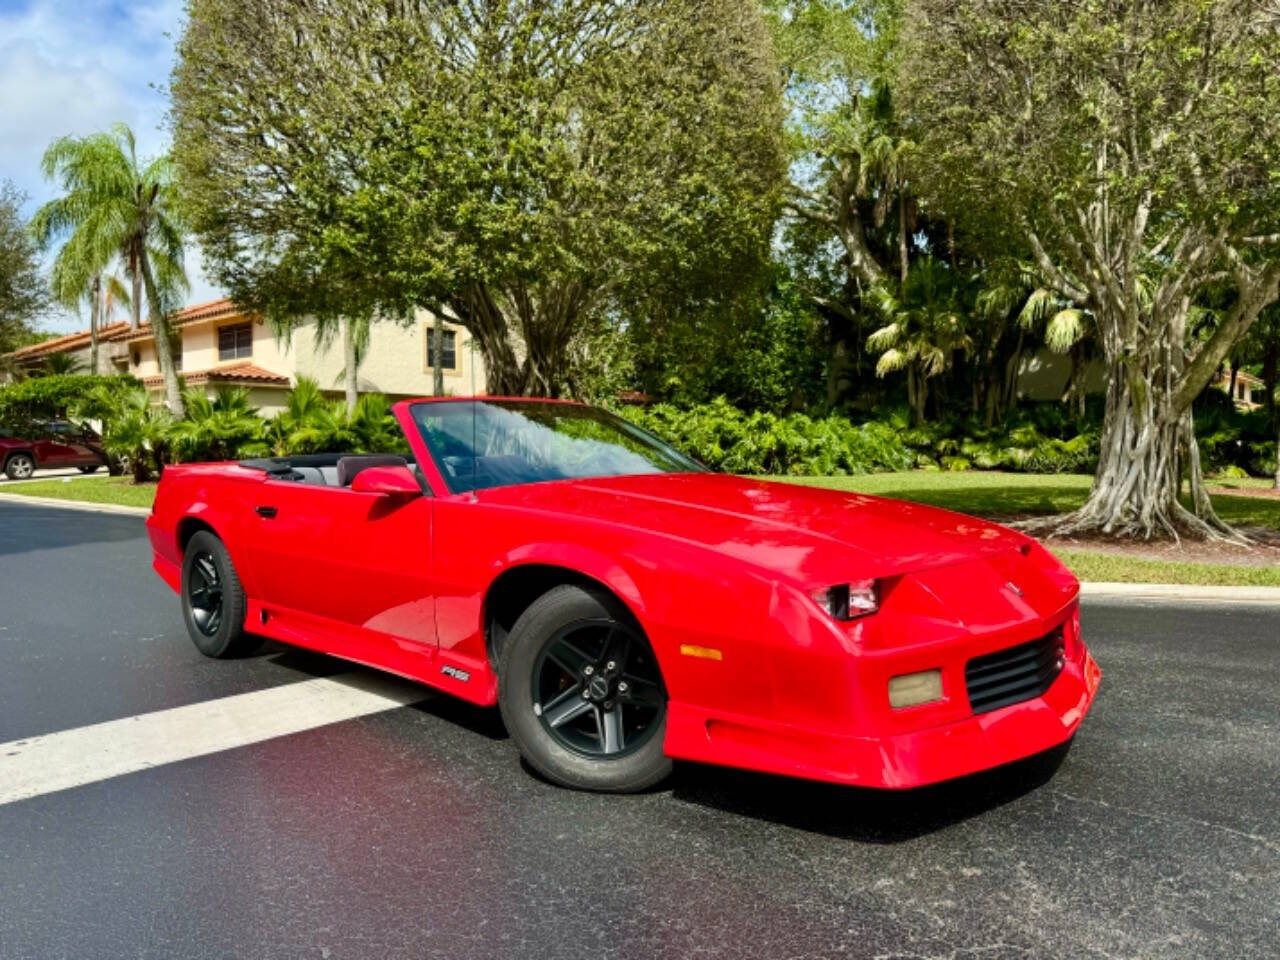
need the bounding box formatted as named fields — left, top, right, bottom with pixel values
left=0, top=420, right=109, bottom=480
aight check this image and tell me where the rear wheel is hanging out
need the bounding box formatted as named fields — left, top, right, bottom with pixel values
left=498, top=584, right=670, bottom=793
left=181, top=531, right=258, bottom=658
left=4, top=453, right=35, bottom=480
left=78, top=464, right=100, bottom=474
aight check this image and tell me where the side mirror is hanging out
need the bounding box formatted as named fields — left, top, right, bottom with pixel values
left=350, top=465, right=422, bottom=498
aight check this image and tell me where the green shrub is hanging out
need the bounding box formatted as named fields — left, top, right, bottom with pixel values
left=261, top=377, right=410, bottom=456
left=622, top=397, right=915, bottom=475
left=0, top=374, right=140, bottom=432
left=170, top=387, right=266, bottom=463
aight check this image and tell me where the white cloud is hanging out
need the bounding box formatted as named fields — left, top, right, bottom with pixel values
left=0, top=0, right=223, bottom=333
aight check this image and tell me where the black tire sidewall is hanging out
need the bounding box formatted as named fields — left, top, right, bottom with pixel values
left=498, top=584, right=671, bottom=793
left=181, top=531, right=252, bottom=658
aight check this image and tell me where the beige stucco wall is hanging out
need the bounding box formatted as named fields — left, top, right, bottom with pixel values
left=122, top=308, right=484, bottom=407
left=288, top=310, right=485, bottom=398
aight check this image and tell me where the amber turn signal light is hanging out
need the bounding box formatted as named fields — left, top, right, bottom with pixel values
left=888, top=669, right=944, bottom=709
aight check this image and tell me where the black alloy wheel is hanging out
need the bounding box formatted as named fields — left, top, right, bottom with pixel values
left=180, top=530, right=257, bottom=658
left=498, top=584, right=672, bottom=792
left=187, top=550, right=224, bottom=637
left=532, top=619, right=665, bottom=758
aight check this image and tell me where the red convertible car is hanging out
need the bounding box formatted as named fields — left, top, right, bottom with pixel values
left=148, top=398, right=1099, bottom=793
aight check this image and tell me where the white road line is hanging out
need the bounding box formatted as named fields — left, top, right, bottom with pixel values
left=0, top=671, right=429, bottom=806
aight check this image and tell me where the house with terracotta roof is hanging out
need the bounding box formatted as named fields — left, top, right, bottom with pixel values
left=3, top=299, right=485, bottom=414
left=1211, top=365, right=1268, bottom=411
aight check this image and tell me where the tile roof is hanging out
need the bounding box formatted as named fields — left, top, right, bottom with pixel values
left=3, top=298, right=247, bottom=359
left=140, top=362, right=290, bottom=388
left=7, top=322, right=132, bottom=359
left=120, top=298, right=248, bottom=342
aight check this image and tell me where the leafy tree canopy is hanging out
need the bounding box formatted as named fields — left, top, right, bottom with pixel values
left=900, top=0, right=1280, bottom=539
left=173, top=0, right=786, bottom=396
left=0, top=180, right=50, bottom=355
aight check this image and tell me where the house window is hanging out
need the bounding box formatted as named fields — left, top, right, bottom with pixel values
left=218, top=323, right=253, bottom=361
left=426, top=328, right=457, bottom=371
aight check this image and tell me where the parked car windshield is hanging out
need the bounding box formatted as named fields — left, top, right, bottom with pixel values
left=409, top=400, right=704, bottom=493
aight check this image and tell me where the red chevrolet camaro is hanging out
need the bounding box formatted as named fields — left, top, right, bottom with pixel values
left=147, top=397, right=1100, bottom=793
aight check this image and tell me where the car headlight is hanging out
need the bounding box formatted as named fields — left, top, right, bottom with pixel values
left=811, top=579, right=879, bottom=620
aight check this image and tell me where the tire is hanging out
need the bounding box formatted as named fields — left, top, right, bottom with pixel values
left=4, top=452, right=36, bottom=480
left=180, top=530, right=259, bottom=658
left=78, top=465, right=100, bottom=474
left=498, top=584, right=671, bottom=793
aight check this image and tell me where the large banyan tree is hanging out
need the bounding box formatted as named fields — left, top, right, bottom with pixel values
left=902, top=0, right=1280, bottom=539
left=172, top=0, right=785, bottom=397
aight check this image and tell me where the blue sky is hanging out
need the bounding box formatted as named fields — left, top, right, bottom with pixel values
left=0, top=0, right=221, bottom=332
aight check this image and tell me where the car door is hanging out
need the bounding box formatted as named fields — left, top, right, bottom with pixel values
left=66, top=423, right=105, bottom=466
left=245, top=478, right=438, bottom=674
left=34, top=422, right=78, bottom=467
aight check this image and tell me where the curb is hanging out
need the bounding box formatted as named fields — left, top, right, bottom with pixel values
left=0, top=493, right=150, bottom=517
left=1080, top=581, right=1280, bottom=605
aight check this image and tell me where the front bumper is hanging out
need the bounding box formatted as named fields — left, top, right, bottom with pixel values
left=664, top=634, right=1100, bottom=790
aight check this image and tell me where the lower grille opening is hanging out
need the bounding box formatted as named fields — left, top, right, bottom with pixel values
left=965, top=627, right=1064, bottom=715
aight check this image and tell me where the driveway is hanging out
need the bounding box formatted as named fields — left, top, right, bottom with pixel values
left=0, top=499, right=1276, bottom=959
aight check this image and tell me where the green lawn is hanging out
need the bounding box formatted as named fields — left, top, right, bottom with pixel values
left=775, top=471, right=1280, bottom=586
left=1052, top=549, right=1280, bottom=587
left=0, top=475, right=157, bottom=509
left=776, top=471, right=1280, bottom=532
left=3, top=469, right=1277, bottom=586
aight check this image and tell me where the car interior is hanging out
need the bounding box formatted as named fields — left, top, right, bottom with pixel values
left=239, top=454, right=422, bottom=490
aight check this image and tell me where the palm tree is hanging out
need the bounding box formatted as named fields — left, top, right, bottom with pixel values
left=47, top=265, right=130, bottom=375
left=40, top=352, right=85, bottom=375
left=170, top=387, right=264, bottom=462
left=866, top=257, right=973, bottom=424
left=31, top=124, right=189, bottom=415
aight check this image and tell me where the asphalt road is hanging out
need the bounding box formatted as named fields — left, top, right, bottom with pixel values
left=0, top=499, right=1277, bottom=960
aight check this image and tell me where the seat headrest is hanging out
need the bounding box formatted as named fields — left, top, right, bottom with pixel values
left=336, top=454, right=409, bottom=487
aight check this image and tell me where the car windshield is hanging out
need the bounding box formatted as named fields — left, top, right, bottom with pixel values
left=409, top=400, right=703, bottom=493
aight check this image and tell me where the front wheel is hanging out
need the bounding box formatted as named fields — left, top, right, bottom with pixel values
left=498, top=584, right=671, bottom=793
left=4, top=453, right=35, bottom=480
left=181, top=531, right=259, bottom=658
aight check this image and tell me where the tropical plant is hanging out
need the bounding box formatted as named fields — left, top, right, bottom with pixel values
left=39, top=352, right=85, bottom=376
left=262, top=377, right=408, bottom=456
left=866, top=257, right=973, bottom=424
left=71, top=383, right=172, bottom=482
left=31, top=124, right=189, bottom=415
left=169, top=387, right=265, bottom=462
left=624, top=397, right=915, bottom=475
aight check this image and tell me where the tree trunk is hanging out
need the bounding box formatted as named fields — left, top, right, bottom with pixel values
left=432, top=316, right=445, bottom=396
left=1274, top=418, right=1279, bottom=491
left=340, top=316, right=358, bottom=415
left=1227, top=364, right=1238, bottom=406
left=139, top=254, right=184, bottom=418
left=897, top=190, right=909, bottom=292
left=130, top=261, right=142, bottom=330
left=89, top=273, right=101, bottom=376
left=1024, top=357, right=1234, bottom=541
left=1261, top=342, right=1277, bottom=421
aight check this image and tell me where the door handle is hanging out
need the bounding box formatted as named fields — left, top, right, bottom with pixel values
left=255, top=505, right=278, bottom=518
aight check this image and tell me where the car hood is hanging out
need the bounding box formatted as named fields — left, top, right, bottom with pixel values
left=474, top=472, right=1031, bottom=585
